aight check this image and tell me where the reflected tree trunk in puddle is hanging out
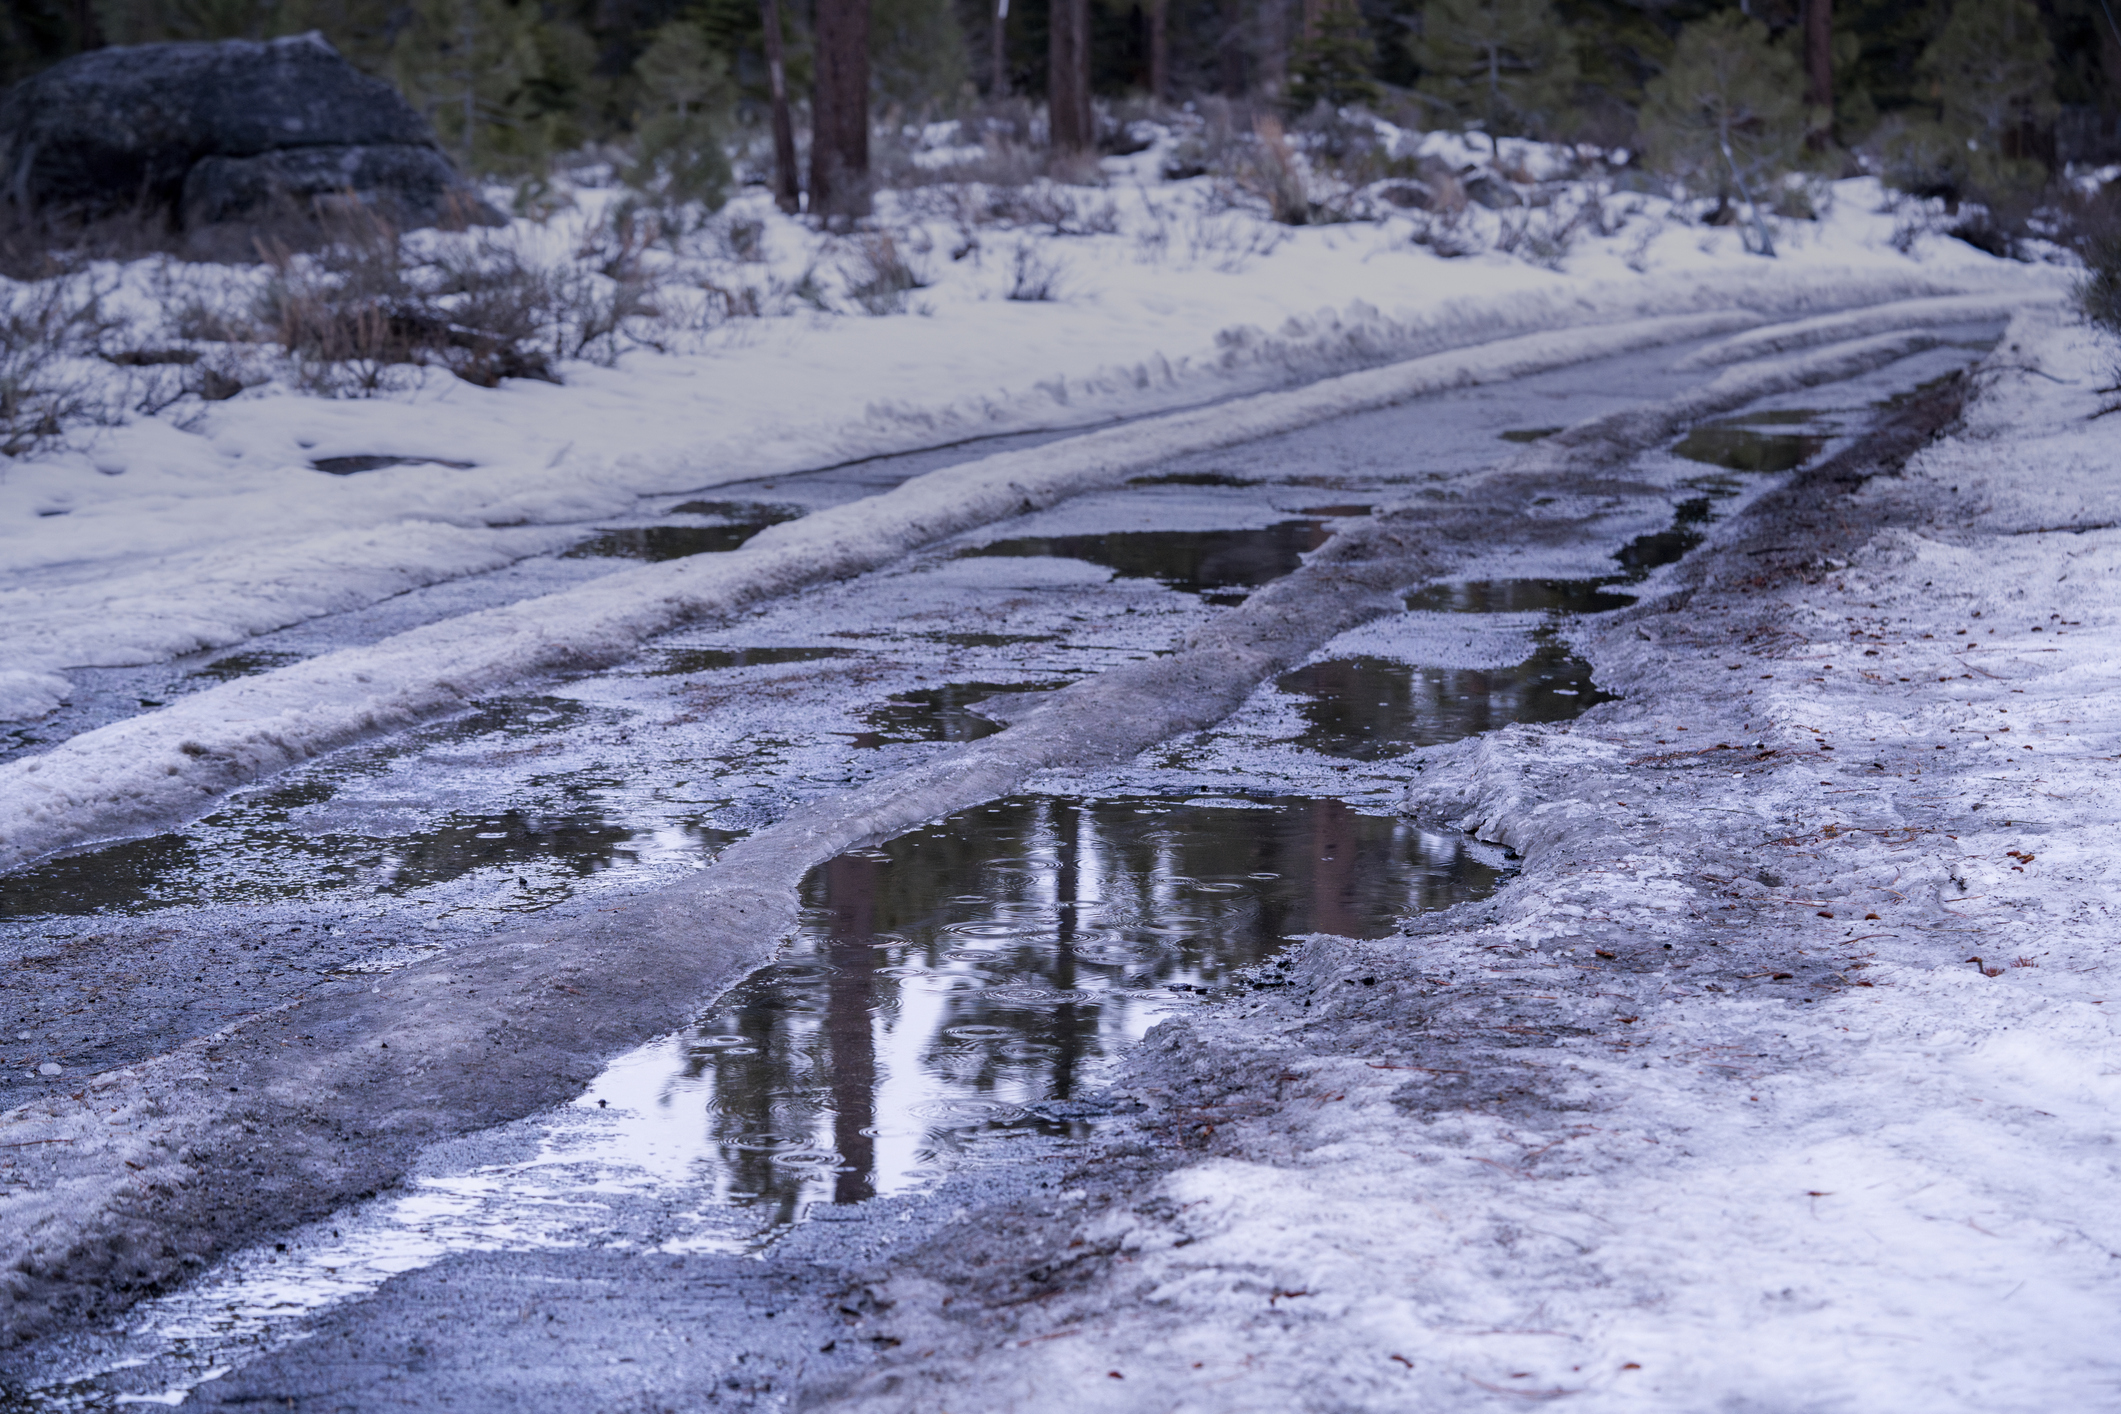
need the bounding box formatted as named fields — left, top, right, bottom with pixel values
left=822, top=854, right=880, bottom=1204
left=1047, top=800, right=1087, bottom=1102
left=1306, top=799, right=1362, bottom=940
left=689, top=795, right=1500, bottom=1223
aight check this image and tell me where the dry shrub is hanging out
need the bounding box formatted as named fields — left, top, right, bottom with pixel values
left=0, top=274, right=120, bottom=456
left=839, top=232, right=931, bottom=315
left=1004, top=240, right=1066, bottom=301
left=1244, top=116, right=1312, bottom=226
left=256, top=205, right=564, bottom=395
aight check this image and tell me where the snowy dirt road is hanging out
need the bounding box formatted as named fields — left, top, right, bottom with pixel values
left=3, top=302, right=2112, bottom=1411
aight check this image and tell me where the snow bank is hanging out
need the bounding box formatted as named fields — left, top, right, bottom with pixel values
left=1674, top=288, right=2067, bottom=368
left=1, top=172, right=2054, bottom=718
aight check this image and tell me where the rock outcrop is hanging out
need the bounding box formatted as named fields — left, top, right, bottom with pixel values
left=0, top=33, right=500, bottom=230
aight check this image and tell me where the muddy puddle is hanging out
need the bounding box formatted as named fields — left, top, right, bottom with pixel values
left=310, top=455, right=473, bottom=475
left=1671, top=419, right=1829, bottom=474
left=567, top=503, right=804, bottom=562
left=666, top=794, right=1499, bottom=1218
left=0, top=799, right=732, bottom=922
left=840, top=680, right=1072, bottom=748
left=962, top=516, right=1365, bottom=604
left=1281, top=641, right=1614, bottom=759
left=1403, top=578, right=1638, bottom=615
left=1303, top=510, right=1713, bottom=756
left=0, top=697, right=732, bottom=920
left=187, top=649, right=304, bottom=682
left=646, top=645, right=853, bottom=675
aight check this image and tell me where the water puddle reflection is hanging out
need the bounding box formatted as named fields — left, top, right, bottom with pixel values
left=646, top=645, right=853, bottom=676
left=309, top=455, right=473, bottom=475
left=962, top=518, right=1355, bottom=604
left=1671, top=423, right=1827, bottom=474
left=187, top=650, right=304, bottom=682
left=670, top=794, right=1499, bottom=1220
left=841, top=680, right=1072, bottom=748
left=1280, top=642, right=1614, bottom=759
left=0, top=698, right=730, bottom=920
left=566, top=504, right=803, bottom=562
left=1404, top=578, right=1637, bottom=615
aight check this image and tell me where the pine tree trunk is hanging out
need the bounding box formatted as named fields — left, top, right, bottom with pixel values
left=760, top=0, right=801, bottom=213
left=1048, top=0, right=1093, bottom=152
left=810, top=0, right=872, bottom=219
left=1803, top=0, right=1833, bottom=150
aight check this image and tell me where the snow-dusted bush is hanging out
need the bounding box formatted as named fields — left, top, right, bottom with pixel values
left=0, top=275, right=119, bottom=457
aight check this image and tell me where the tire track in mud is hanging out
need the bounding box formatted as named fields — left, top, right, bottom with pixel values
left=0, top=329, right=1962, bottom=1357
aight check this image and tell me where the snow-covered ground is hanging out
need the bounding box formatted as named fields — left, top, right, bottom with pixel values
left=2, top=122, right=2114, bottom=1409
left=0, top=150, right=2056, bottom=727
left=812, top=308, right=2121, bottom=1411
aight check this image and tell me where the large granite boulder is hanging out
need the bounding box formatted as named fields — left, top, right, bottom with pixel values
left=0, top=33, right=501, bottom=229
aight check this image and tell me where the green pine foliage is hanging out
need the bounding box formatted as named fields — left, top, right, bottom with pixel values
left=1638, top=10, right=1804, bottom=209
left=1878, top=0, right=2056, bottom=203
left=1409, top=0, right=1578, bottom=140
left=380, top=0, right=590, bottom=176
left=627, top=20, right=737, bottom=213
left=870, top=0, right=969, bottom=116
left=1290, top=0, right=1382, bottom=112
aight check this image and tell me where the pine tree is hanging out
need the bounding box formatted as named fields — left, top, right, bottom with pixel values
left=629, top=19, right=736, bottom=212
left=870, top=0, right=966, bottom=115
left=1918, top=0, right=2055, bottom=196
left=1639, top=9, right=1805, bottom=215
left=1289, top=0, right=1379, bottom=111
left=1409, top=0, right=1577, bottom=139
left=386, top=0, right=574, bottom=175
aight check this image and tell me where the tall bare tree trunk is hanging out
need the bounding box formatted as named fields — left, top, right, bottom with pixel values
left=1803, top=0, right=1833, bottom=151
left=992, top=0, right=1011, bottom=96
left=1148, top=0, right=1167, bottom=103
left=759, top=0, right=801, bottom=212
left=810, top=0, right=872, bottom=219
left=1048, top=0, right=1093, bottom=152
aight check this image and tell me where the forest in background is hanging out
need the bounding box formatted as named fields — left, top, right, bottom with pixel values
left=4, top=0, right=2116, bottom=211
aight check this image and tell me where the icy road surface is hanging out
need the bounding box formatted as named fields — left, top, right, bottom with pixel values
left=0, top=295, right=2067, bottom=1411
